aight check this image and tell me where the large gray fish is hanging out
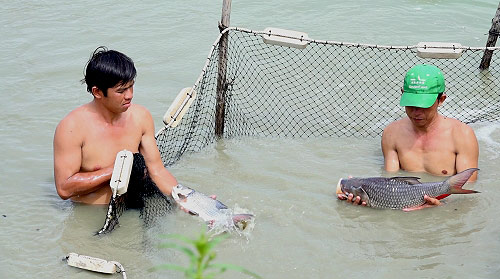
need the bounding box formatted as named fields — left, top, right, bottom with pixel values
left=171, top=184, right=254, bottom=229
left=336, top=168, right=479, bottom=209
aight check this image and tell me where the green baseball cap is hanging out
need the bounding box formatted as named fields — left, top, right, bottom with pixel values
left=400, top=64, right=445, bottom=108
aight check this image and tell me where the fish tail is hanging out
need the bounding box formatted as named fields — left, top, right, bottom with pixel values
left=232, top=214, right=254, bottom=223
left=451, top=188, right=479, bottom=194
left=232, top=214, right=254, bottom=230
left=447, top=168, right=480, bottom=194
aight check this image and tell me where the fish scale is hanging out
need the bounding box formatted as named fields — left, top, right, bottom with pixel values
left=180, top=190, right=232, bottom=222
left=361, top=179, right=450, bottom=208
left=336, top=168, right=479, bottom=210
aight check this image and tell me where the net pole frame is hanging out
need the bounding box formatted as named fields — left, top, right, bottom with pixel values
left=480, top=1, right=500, bottom=70
left=215, top=0, right=232, bottom=138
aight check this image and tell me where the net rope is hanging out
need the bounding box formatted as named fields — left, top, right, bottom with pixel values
left=156, top=27, right=500, bottom=166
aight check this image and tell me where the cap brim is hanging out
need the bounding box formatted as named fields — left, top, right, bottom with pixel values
left=400, top=92, right=438, bottom=108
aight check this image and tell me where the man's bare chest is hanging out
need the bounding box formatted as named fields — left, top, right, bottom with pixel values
left=398, top=144, right=457, bottom=176
left=81, top=124, right=143, bottom=171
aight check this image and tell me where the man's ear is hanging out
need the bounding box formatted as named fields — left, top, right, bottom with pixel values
left=91, top=86, right=103, bottom=99
left=438, top=93, right=447, bottom=105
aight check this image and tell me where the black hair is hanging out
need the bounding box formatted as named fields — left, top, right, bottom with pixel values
left=82, top=46, right=137, bottom=97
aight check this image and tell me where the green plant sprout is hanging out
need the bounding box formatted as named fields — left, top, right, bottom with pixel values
left=151, top=229, right=262, bottom=279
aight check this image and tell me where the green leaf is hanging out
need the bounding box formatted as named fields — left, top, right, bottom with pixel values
left=154, top=229, right=261, bottom=279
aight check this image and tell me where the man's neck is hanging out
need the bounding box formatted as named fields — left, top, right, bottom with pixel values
left=90, top=100, right=124, bottom=124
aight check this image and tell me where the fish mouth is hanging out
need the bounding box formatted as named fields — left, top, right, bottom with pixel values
left=171, top=184, right=194, bottom=204
left=335, top=178, right=343, bottom=195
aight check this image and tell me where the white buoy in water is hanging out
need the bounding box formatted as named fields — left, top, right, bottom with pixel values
left=65, top=253, right=126, bottom=278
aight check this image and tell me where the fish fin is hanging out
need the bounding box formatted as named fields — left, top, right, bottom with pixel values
left=435, top=194, right=450, bottom=200
left=447, top=168, right=480, bottom=194
left=215, top=200, right=228, bottom=210
left=389, top=177, right=421, bottom=185
left=403, top=203, right=437, bottom=212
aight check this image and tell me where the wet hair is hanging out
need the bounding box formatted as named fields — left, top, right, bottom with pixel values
left=82, top=46, right=137, bottom=97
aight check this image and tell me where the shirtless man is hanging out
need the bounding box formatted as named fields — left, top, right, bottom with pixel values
left=53, top=47, right=178, bottom=204
left=339, top=64, right=479, bottom=210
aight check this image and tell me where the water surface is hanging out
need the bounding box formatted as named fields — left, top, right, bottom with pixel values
left=1, top=1, right=499, bottom=278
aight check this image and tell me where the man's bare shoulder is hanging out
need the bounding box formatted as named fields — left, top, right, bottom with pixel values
left=383, top=117, right=411, bottom=134
left=56, top=104, right=92, bottom=133
left=128, top=103, right=153, bottom=120
left=53, top=104, right=95, bottom=149
left=442, top=116, right=475, bottom=135
left=129, top=103, right=149, bottom=113
left=382, top=118, right=411, bottom=149
left=443, top=117, right=477, bottom=142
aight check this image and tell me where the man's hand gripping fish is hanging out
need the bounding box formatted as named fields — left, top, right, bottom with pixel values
left=336, top=168, right=479, bottom=210
left=171, top=184, right=254, bottom=230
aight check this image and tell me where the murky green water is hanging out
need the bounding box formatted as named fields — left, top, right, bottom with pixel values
left=1, top=1, right=499, bottom=278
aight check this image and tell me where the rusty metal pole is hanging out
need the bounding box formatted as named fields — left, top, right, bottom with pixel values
left=215, top=0, right=231, bottom=138
left=480, top=2, right=500, bottom=70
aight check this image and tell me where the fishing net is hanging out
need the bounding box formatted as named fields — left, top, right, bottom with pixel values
left=96, top=27, right=500, bottom=234
left=156, top=27, right=500, bottom=166
left=97, top=153, right=174, bottom=235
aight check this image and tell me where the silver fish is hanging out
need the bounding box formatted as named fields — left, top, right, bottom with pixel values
left=171, top=184, right=254, bottom=229
left=336, top=168, right=479, bottom=209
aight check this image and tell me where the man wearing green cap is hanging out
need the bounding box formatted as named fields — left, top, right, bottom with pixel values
left=339, top=64, right=479, bottom=210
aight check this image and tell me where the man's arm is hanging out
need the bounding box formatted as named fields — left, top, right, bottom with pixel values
left=53, top=116, right=113, bottom=199
left=381, top=124, right=400, bottom=173
left=454, top=123, right=479, bottom=182
left=138, top=107, right=178, bottom=196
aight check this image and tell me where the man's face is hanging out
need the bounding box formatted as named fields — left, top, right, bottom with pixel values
left=404, top=96, right=442, bottom=128
left=104, top=81, right=134, bottom=113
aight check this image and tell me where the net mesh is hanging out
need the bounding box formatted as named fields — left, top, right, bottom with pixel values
left=97, top=153, right=174, bottom=235
left=156, top=27, right=500, bottom=166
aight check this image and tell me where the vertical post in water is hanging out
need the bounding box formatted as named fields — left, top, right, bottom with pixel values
left=480, top=2, right=500, bottom=70
left=215, top=0, right=231, bottom=137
